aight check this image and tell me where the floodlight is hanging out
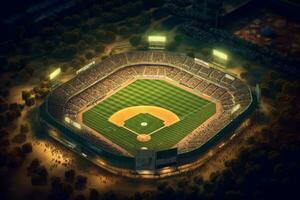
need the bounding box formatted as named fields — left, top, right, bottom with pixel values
left=231, top=104, right=241, bottom=114
left=49, top=68, right=61, bottom=80
left=96, top=158, right=106, bottom=166
left=81, top=153, right=87, bottom=157
left=65, top=116, right=71, bottom=124
left=225, top=74, right=235, bottom=81
left=76, top=61, right=95, bottom=74
left=148, top=35, right=166, bottom=43
left=213, top=49, right=228, bottom=60
left=72, top=122, right=81, bottom=130
left=194, top=58, right=209, bottom=67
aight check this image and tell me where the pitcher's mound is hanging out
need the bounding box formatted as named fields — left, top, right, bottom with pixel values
left=137, top=134, right=151, bottom=142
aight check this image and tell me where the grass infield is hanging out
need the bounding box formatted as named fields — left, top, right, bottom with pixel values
left=83, top=79, right=216, bottom=155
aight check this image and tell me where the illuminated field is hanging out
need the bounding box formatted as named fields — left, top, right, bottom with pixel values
left=82, top=79, right=216, bottom=155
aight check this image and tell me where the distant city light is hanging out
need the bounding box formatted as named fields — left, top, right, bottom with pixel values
left=49, top=68, right=61, bottom=80
left=213, top=49, right=228, bottom=60
left=148, top=35, right=166, bottom=43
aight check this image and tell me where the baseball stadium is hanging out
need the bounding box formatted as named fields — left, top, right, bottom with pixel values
left=39, top=51, right=254, bottom=178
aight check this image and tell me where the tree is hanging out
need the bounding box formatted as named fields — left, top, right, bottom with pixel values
left=0, top=88, right=9, bottom=98
left=95, top=30, right=105, bottom=40
left=103, top=191, right=118, bottom=200
left=118, top=26, right=130, bottom=37
left=74, top=194, right=86, bottom=200
left=20, top=123, right=30, bottom=134
left=0, top=98, right=8, bottom=112
left=49, top=176, right=73, bottom=200
left=75, top=175, right=88, bottom=190
left=83, top=35, right=96, bottom=44
left=129, top=35, right=142, bottom=47
left=31, top=166, right=48, bottom=186
left=25, top=97, right=35, bottom=107
left=6, top=110, right=21, bottom=122
left=21, top=143, right=32, bottom=154
left=62, top=31, right=81, bottom=44
left=85, top=51, right=94, bottom=60
left=89, top=189, right=99, bottom=200
left=95, top=44, right=105, bottom=53
left=63, top=15, right=81, bottom=27
left=192, top=0, right=224, bottom=27
left=27, top=159, right=40, bottom=176
left=193, top=176, right=204, bottom=185
left=12, top=133, right=26, bottom=144
left=0, top=129, right=9, bottom=138
left=102, top=31, right=116, bottom=44
left=187, top=51, right=195, bottom=58
left=166, top=41, right=178, bottom=51
left=64, top=169, right=76, bottom=182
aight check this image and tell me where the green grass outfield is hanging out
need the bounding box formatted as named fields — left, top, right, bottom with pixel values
left=83, top=79, right=216, bottom=155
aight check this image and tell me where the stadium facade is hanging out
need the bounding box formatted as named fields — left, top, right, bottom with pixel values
left=39, top=51, right=254, bottom=178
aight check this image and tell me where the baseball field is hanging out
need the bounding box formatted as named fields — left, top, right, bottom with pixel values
left=82, top=79, right=216, bottom=155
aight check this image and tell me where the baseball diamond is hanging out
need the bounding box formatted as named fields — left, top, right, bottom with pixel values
left=82, top=79, right=216, bottom=154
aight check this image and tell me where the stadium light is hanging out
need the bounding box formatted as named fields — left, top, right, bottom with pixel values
left=65, top=116, right=71, bottom=124
left=148, top=35, right=166, bottom=43
left=49, top=68, right=61, bottom=80
left=67, top=142, right=76, bottom=149
left=76, top=61, right=95, bottom=74
left=81, top=153, right=88, bottom=157
left=224, top=74, right=235, bottom=81
left=213, top=49, right=228, bottom=61
left=96, top=158, right=106, bottom=166
left=160, top=167, right=174, bottom=174
left=49, top=130, right=59, bottom=138
left=72, top=122, right=81, bottom=130
left=194, top=58, right=210, bottom=67
left=231, top=104, right=241, bottom=114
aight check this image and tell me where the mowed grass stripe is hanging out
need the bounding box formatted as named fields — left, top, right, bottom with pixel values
left=108, top=79, right=206, bottom=106
left=97, top=81, right=208, bottom=116
left=127, top=82, right=205, bottom=109
left=131, top=79, right=206, bottom=106
left=83, top=112, right=138, bottom=148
